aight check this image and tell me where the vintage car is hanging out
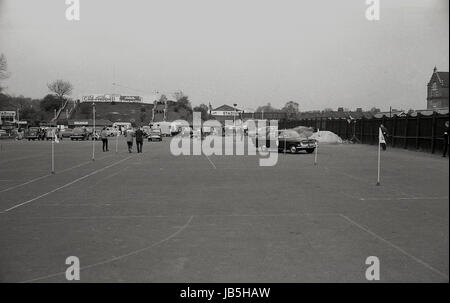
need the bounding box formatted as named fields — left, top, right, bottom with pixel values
left=142, top=126, right=152, bottom=138
left=25, top=127, right=40, bottom=141
left=70, top=127, right=91, bottom=140
left=44, top=127, right=58, bottom=140
left=0, top=129, right=9, bottom=139
left=277, top=129, right=317, bottom=154
left=60, top=128, right=74, bottom=138
left=148, top=129, right=162, bottom=142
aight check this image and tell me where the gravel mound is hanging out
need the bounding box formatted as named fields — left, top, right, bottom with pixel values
left=310, top=130, right=343, bottom=144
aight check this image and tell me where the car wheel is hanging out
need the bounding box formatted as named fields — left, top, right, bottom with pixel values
left=289, top=145, right=297, bottom=154
left=306, top=148, right=315, bottom=154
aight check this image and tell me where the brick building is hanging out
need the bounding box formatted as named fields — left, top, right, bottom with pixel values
left=427, top=67, right=449, bottom=109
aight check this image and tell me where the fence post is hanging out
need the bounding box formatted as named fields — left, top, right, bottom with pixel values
left=370, top=119, right=373, bottom=145
left=404, top=115, right=409, bottom=149
left=431, top=112, right=436, bottom=154
left=373, top=119, right=377, bottom=145
left=415, top=114, right=420, bottom=150
left=392, top=115, right=397, bottom=147
left=361, top=117, right=364, bottom=144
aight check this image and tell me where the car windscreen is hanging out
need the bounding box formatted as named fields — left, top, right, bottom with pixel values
left=279, top=130, right=301, bottom=139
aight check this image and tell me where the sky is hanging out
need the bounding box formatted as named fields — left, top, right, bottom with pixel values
left=0, top=0, right=448, bottom=111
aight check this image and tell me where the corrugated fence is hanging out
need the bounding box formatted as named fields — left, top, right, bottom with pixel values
left=246, top=112, right=449, bottom=154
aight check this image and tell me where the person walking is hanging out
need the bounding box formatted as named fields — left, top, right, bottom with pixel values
left=443, top=121, right=449, bottom=157
left=126, top=129, right=134, bottom=153
left=100, top=127, right=109, bottom=152
left=135, top=127, right=144, bottom=153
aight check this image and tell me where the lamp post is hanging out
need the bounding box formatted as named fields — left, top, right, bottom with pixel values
left=92, top=103, right=96, bottom=161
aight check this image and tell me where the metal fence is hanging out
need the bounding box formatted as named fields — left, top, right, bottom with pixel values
left=275, top=113, right=449, bottom=153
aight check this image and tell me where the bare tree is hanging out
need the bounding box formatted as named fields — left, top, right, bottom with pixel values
left=47, top=79, right=73, bottom=106
left=0, top=53, right=10, bottom=93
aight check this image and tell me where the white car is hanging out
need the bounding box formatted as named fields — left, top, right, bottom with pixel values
left=105, top=127, right=120, bottom=137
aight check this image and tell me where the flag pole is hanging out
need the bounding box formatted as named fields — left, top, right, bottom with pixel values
left=377, top=127, right=381, bottom=186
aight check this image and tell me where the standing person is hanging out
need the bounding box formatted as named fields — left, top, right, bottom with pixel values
left=135, top=127, right=144, bottom=153
left=443, top=121, right=449, bottom=158
left=380, top=124, right=388, bottom=151
left=100, top=127, right=109, bottom=152
left=126, top=129, right=134, bottom=153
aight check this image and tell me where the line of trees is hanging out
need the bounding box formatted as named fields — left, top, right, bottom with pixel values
left=0, top=53, right=10, bottom=94
left=256, top=101, right=300, bottom=115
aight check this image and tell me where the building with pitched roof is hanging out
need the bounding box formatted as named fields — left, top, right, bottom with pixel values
left=427, top=67, right=449, bottom=109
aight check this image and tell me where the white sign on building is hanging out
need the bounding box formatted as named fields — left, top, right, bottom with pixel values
left=0, top=111, right=16, bottom=122
left=81, top=94, right=143, bottom=103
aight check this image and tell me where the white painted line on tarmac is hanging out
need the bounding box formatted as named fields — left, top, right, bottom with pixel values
left=340, top=214, right=449, bottom=280
left=18, top=213, right=340, bottom=220
left=0, top=154, right=114, bottom=194
left=204, top=154, right=217, bottom=169
left=21, top=215, right=194, bottom=283
left=0, top=156, right=132, bottom=213
left=359, top=196, right=449, bottom=201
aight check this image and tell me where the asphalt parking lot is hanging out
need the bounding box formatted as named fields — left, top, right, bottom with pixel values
left=0, top=138, right=448, bottom=282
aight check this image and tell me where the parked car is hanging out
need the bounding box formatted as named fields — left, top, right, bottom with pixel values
left=148, top=129, right=162, bottom=142
left=277, top=130, right=317, bottom=154
left=70, top=127, right=91, bottom=140
left=60, top=128, right=74, bottom=138
left=25, top=127, right=40, bottom=141
left=105, top=127, right=119, bottom=137
left=151, top=122, right=172, bottom=136
left=142, top=126, right=152, bottom=138
left=0, top=129, right=9, bottom=139
left=45, top=127, right=58, bottom=140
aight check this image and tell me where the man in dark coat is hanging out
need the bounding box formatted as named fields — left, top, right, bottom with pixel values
left=135, top=127, right=144, bottom=153
left=443, top=121, right=449, bottom=157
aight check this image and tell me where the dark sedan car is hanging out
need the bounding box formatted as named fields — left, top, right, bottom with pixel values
left=277, top=129, right=317, bottom=154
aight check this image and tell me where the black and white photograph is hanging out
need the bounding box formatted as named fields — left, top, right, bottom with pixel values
left=0, top=0, right=448, bottom=294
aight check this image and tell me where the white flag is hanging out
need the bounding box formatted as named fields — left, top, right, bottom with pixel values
left=379, top=127, right=385, bottom=144
left=54, top=131, right=60, bottom=143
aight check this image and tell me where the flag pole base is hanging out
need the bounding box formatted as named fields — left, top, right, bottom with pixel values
left=51, top=171, right=55, bottom=175
left=376, top=181, right=380, bottom=186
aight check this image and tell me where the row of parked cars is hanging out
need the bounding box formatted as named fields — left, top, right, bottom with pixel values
left=63, top=126, right=121, bottom=141
left=22, top=126, right=107, bottom=141
left=24, top=127, right=57, bottom=141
